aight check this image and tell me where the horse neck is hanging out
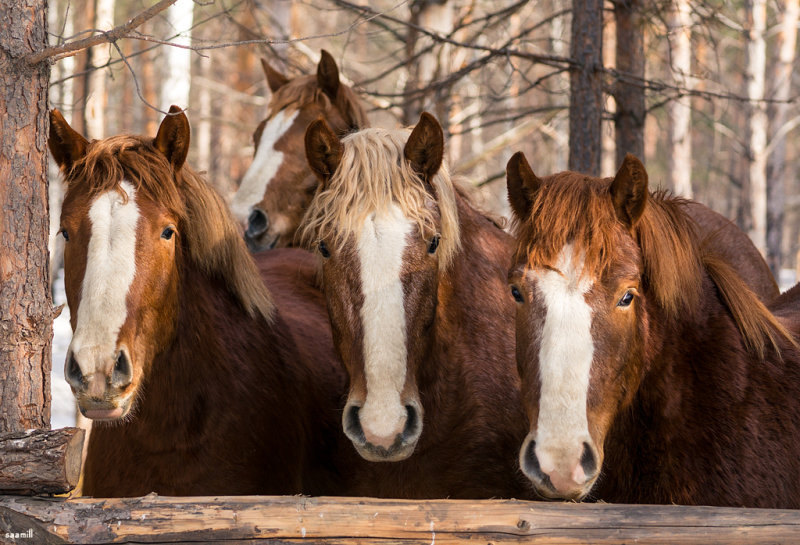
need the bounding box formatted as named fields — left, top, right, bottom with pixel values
left=133, top=258, right=284, bottom=437
left=421, top=193, right=516, bottom=418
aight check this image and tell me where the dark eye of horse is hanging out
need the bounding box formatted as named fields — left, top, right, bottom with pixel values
left=618, top=291, right=635, bottom=308
left=60, top=228, right=69, bottom=242
left=428, top=235, right=441, bottom=254
left=161, top=226, right=175, bottom=240
left=319, top=240, right=331, bottom=258
left=510, top=286, right=524, bottom=303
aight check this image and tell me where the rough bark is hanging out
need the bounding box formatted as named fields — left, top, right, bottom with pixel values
left=613, top=0, right=645, bottom=165
left=744, top=0, right=768, bottom=254
left=766, top=0, right=799, bottom=276
left=0, top=0, right=52, bottom=433
left=569, top=0, right=604, bottom=174
left=0, top=428, right=84, bottom=495
left=2, top=495, right=800, bottom=544
left=667, top=0, right=693, bottom=198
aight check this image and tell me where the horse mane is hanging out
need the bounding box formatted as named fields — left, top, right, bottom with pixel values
left=270, top=74, right=369, bottom=130
left=299, top=127, right=461, bottom=268
left=65, top=135, right=275, bottom=321
left=511, top=171, right=792, bottom=357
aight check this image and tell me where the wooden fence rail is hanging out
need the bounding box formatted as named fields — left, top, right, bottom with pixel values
left=1, top=494, right=799, bottom=544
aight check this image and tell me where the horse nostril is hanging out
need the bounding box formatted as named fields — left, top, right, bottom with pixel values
left=344, top=405, right=366, bottom=444
left=112, top=350, right=132, bottom=388
left=580, top=441, right=597, bottom=477
left=66, top=353, right=83, bottom=386
left=246, top=208, right=269, bottom=237
left=402, top=404, right=421, bottom=440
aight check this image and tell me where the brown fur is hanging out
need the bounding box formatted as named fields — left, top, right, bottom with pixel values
left=236, top=52, right=369, bottom=251
left=508, top=152, right=800, bottom=508
left=52, top=110, right=361, bottom=497
left=301, top=116, right=535, bottom=499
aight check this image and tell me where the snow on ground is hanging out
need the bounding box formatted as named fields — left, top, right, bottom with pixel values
left=51, top=267, right=76, bottom=429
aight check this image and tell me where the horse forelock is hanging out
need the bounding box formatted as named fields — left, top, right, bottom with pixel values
left=269, top=74, right=368, bottom=129
left=65, top=135, right=274, bottom=322
left=299, top=127, right=461, bottom=268
left=511, top=173, right=704, bottom=317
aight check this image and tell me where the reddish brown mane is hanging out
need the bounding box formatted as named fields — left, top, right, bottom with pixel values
left=65, top=135, right=274, bottom=320
left=511, top=171, right=791, bottom=357
left=271, top=74, right=368, bottom=130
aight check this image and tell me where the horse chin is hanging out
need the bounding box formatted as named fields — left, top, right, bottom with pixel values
left=352, top=439, right=418, bottom=463
left=244, top=230, right=281, bottom=252
left=78, top=396, right=134, bottom=422
left=529, top=476, right=596, bottom=502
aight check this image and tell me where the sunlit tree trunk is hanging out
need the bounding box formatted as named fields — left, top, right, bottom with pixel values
left=766, top=0, right=799, bottom=276
left=0, top=0, right=51, bottom=432
left=85, top=0, right=114, bottom=139
left=744, top=0, right=768, bottom=254
left=614, top=0, right=645, bottom=166
left=161, top=0, right=194, bottom=109
left=667, top=0, right=693, bottom=198
left=569, top=0, right=604, bottom=173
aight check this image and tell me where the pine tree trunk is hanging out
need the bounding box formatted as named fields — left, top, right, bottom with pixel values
left=85, top=0, right=114, bottom=139
left=161, top=0, right=194, bottom=109
left=0, top=0, right=52, bottom=433
left=766, top=0, right=799, bottom=277
left=569, top=0, right=604, bottom=174
left=614, top=0, right=645, bottom=165
left=745, top=0, right=768, bottom=254
left=667, top=0, right=693, bottom=198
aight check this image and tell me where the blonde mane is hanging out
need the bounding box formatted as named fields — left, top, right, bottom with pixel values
left=269, top=74, right=369, bottom=130
left=511, top=171, right=794, bottom=357
left=65, top=135, right=274, bottom=321
left=299, top=127, right=461, bottom=268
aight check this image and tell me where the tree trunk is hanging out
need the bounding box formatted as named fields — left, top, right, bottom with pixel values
left=667, top=0, right=693, bottom=198
left=614, top=0, right=645, bottom=165
left=160, top=0, right=194, bottom=109
left=766, top=0, right=799, bottom=277
left=0, top=0, right=52, bottom=433
left=85, top=0, right=114, bottom=139
left=569, top=0, right=604, bottom=174
left=745, top=0, right=768, bottom=254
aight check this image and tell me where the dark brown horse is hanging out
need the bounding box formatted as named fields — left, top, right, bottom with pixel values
left=301, top=113, right=534, bottom=498
left=506, top=151, right=800, bottom=508
left=232, top=50, right=369, bottom=251
left=49, top=107, right=352, bottom=497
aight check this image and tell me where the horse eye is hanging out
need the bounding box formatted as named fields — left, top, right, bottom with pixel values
left=318, top=240, right=331, bottom=258
left=161, top=226, right=175, bottom=240
left=60, top=228, right=69, bottom=242
left=510, top=285, right=524, bottom=303
left=428, top=235, right=441, bottom=254
left=617, top=291, right=635, bottom=308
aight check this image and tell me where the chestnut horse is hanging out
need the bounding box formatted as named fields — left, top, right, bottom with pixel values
left=506, top=151, right=800, bottom=508
left=49, top=107, right=352, bottom=497
left=301, top=113, right=534, bottom=498
left=232, top=50, right=369, bottom=251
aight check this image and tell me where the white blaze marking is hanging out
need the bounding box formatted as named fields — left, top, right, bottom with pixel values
left=532, top=244, right=594, bottom=474
left=357, top=204, right=414, bottom=438
left=231, top=109, right=299, bottom=222
left=67, top=182, right=140, bottom=377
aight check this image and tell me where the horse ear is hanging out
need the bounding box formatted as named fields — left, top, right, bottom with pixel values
left=610, top=153, right=649, bottom=228
left=317, top=49, right=340, bottom=101
left=506, top=151, right=541, bottom=220
left=404, top=112, right=444, bottom=182
left=48, top=109, right=88, bottom=172
left=305, top=118, right=343, bottom=187
left=261, top=58, right=288, bottom=93
left=153, top=105, right=191, bottom=170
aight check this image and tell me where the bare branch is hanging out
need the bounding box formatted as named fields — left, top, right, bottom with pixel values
left=26, top=0, right=178, bottom=65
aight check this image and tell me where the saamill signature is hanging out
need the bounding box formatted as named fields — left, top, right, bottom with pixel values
left=4, top=529, right=33, bottom=540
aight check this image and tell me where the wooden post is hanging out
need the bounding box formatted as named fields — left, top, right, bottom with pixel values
left=0, top=429, right=84, bottom=495
left=1, top=495, right=799, bottom=544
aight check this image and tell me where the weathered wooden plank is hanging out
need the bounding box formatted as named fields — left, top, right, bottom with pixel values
left=0, top=494, right=799, bottom=544
left=0, top=428, right=84, bottom=495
